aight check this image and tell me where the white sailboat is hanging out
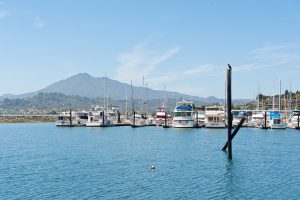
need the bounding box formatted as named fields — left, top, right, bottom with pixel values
left=86, top=74, right=111, bottom=127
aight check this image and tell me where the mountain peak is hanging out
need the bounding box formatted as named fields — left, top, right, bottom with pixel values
left=70, top=73, right=93, bottom=79
left=0, top=73, right=227, bottom=103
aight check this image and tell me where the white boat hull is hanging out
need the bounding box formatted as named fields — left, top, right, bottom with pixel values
left=270, top=124, right=286, bottom=129
left=172, top=119, right=195, bottom=128
left=56, top=120, right=79, bottom=126
left=205, top=122, right=226, bottom=128
left=86, top=120, right=110, bottom=127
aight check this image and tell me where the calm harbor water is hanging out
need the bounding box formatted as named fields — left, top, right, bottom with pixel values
left=0, top=123, right=299, bottom=199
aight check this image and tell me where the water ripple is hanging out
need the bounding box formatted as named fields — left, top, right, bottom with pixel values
left=0, top=123, right=299, bottom=199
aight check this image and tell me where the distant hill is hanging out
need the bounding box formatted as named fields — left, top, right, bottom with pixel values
left=0, top=73, right=230, bottom=103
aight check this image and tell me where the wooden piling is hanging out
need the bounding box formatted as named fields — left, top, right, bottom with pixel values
left=70, top=110, right=72, bottom=127
left=226, top=64, right=232, bottom=159
left=164, top=111, right=167, bottom=127
left=102, top=111, right=105, bottom=126
left=222, top=117, right=246, bottom=150
left=117, top=111, right=121, bottom=123
left=262, top=111, right=268, bottom=129
left=133, top=111, right=136, bottom=126
left=196, top=111, right=199, bottom=127
left=297, top=112, right=300, bottom=129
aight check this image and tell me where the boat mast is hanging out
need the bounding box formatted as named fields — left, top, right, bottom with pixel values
left=289, top=82, right=292, bottom=111
left=103, top=73, right=106, bottom=110
left=163, top=83, right=166, bottom=108
left=279, top=80, right=281, bottom=112
left=146, top=82, right=148, bottom=115
left=125, top=88, right=128, bottom=119
left=131, top=81, right=134, bottom=113
left=296, top=93, right=298, bottom=110
left=141, top=76, right=145, bottom=115
left=272, top=89, right=275, bottom=111
left=257, top=85, right=260, bottom=110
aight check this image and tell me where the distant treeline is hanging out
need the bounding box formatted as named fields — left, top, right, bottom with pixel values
left=245, top=90, right=300, bottom=110
left=0, top=92, right=210, bottom=114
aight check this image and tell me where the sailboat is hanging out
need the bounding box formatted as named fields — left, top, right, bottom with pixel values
left=269, top=80, right=286, bottom=129
left=86, top=74, right=111, bottom=127
left=155, top=84, right=170, bottom=126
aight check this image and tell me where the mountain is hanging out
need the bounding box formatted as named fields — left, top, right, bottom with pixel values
left=0, top=73, right=212, bottom=101
left=38, top=73, right=204, bottom=101
left=0, top=73, right=249, bottom=104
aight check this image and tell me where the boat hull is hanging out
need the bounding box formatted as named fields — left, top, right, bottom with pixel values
left=172, top=119, right=195, bottom=128
left=205, top=122, right=226, bottom=128
left=270, top=124, right=286, bottom=129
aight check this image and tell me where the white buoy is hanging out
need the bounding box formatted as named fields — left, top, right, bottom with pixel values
left=151, top=165, right=156, bottom=170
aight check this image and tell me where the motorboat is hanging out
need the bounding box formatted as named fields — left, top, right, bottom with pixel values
left=172, top=100, right=196, bottom=128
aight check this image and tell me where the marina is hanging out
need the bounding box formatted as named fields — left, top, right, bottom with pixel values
left=53, top=107, right=300, bottom=130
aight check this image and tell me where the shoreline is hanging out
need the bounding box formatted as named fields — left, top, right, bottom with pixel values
left=0, top=120, right=55, bottom=123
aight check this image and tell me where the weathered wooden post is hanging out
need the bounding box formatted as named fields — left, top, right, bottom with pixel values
left=196, top=111, right=199, bottom=127
left=227, top=64, right=232, bottom=159
left=70, top=110, right=72, bottom=127
left=264, top=111, right=267, bottom=129
left=133, top=110, right=136, bottom=126
left=164, top=111, right=167, bottom=127
left=117, top=111, right=121, bottom=123
left=297, top=112, right=300, bottom=129
left=222, top=64, right=246, bottom=158
left=163, top=111, right=170, bottom=128
left=222, top=117, right=246, bottom=150
left=102, top=111, right=105, bottom=126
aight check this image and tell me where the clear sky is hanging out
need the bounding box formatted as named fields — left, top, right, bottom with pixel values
left=1, top=0, right=300, bottom=99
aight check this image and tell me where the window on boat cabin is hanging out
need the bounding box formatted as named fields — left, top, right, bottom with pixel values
left=175, top=112, right=182, bottom=117
left=186, top=112, right=191, bottom=116
left=214, top=117, right=220, bottom=122
left=274, top=119, right=281, bottom=124
left=208, top=117, right=213, bottom=121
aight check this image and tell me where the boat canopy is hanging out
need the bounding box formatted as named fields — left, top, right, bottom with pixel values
left=176, top=105, right=192, bottom=111
left=270, top=113, right=281, bottom=120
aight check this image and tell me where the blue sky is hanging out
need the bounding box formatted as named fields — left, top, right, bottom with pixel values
left=0, top=0, right=300, bottom=99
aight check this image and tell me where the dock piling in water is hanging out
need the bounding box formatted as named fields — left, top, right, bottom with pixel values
left=297, top=112, right=300, bottom=130
left=226, top=64, right=232, bottom=159
left=196, top=111, right=199, bottom=127
left=222, top=117, right=246, bottom=151
left=133, top=111, right=136, bottom=126
left=163, top=111, right=170, bottom=128
left=165, top=111, right=167, bottom=127
left=223, top=64, right=246, bottom=159
left=117, top=111, right=121, bottom=123
left=70, top=110, right=72, bottom=127
left=102, top=111, right=105, bottom=126
left=262, top=111, right=268, bottom=129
